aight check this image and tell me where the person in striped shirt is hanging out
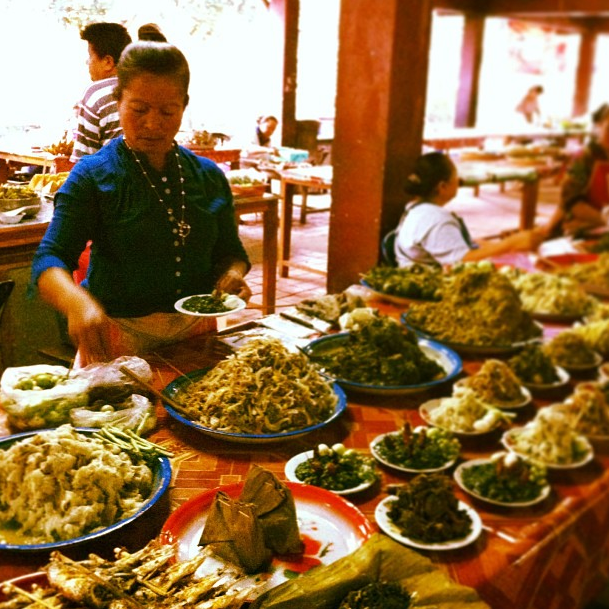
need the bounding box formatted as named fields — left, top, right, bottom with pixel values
left=70, top=22, right=132, bottom=163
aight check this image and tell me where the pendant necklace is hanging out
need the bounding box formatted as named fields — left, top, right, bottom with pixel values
left=125, top=140, right=191, bottom=245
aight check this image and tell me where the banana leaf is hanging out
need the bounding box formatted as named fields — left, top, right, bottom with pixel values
left=250, top=533, right=490, bottom=609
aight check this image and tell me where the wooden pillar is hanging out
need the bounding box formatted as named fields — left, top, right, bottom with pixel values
left=328, top=0, right=433, bottom=292
left=455, top=13, right=485, bottom=128
left=269, top=0, right=299, bottom=147
left=573, top=27, right=596, bottom=118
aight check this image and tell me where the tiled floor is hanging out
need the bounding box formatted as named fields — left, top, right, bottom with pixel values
left=233, top=177, right=562, bottom=327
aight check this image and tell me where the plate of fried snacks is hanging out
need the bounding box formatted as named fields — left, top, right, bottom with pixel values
left=419, top=388, right=516, bottom=436
left=375, top=473, right=482, bottom=551
left=454, top=452, right=551, bottom=507
left=161, top=466, right=374, bottom=600
left=162, top=337, right=346, bottom=442
left=175, top=292, right=246, bottom=317
left=359, top=263, right=444, bottom=305
left=301, top=312, right=462, bottom=396
left=403, top=262, right=542, bottom=355
left=454, top=359, right=532, bottom=410
left=543, top=330, right=603, bottom=374
left=285, top=443, right=380, bottom=495
left=370, top=423, right=460, bottom=473
left=500, top=266, right=598, bottom=323
left=502, top=408, right=594, bottom=469
left=0, top=424, right=171, bottom=551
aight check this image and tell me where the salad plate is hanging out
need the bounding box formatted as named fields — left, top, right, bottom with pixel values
left=454, top=458, right=551, bottom=508
left=501, top=426, right=594, bottom=470
left=521, top=365, right=570, bottom=393
left=453, top=378, right=532, bottom=410
left=161, top=482, right=374, bottom=598
left=419, top=398, right=510, bottom=437
left=301, top=333, right=462, bottom=396
left=284, top=450, right=378, bottom=495
left=162, top=368, right=347, bottom=443
left=0, top=428, right=171, bottom=552
left=174, top=293, right=246, bottom=317
left=369, top=431, right=459, bottom=474
left=374, top=496, right=482, bottom=551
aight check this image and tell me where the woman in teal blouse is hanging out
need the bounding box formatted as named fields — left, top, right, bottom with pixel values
left=32, top=42, right=251, bottom=366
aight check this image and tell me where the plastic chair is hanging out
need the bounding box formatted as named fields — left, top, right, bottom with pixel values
left=381, top=230, right=398, bottom=267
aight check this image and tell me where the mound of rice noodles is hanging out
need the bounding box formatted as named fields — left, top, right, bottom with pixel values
left=408, top=266, right=541, bottom=347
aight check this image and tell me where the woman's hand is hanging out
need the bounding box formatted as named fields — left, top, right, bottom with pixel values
left=37, top=267, right=114, bottom=365
left=215, top=265, right=252, bottom=302
left=66, top=294, right=114, bottom=365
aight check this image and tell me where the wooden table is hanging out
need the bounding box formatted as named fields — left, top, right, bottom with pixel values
left=279, top=165, right=332, bottom=278
left=233, top=193, right=279, bottom=314
left=0, top=148, right=53, bottom=183
left=457, top=159, right=564, bottom=230
left=185, top=146, right=242, bottom=169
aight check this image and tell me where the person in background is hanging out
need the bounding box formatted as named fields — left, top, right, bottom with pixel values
left=32, top=42, right=251, bottom=366
left=516, top=85, right=544, bottom=124
left=393, top=152, right=544, bottom=267
left=70, top=22, right=132, bottom=163
left=138, top=23, right=167, bottom=42
left=254, top=115, right=278, bottom=147
left=543, top=103, right=609, bottom=237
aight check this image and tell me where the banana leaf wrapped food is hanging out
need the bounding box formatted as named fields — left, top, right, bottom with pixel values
left=250, top=533, right=490, bottom=609
left=199, top=465, right=304, bottom=573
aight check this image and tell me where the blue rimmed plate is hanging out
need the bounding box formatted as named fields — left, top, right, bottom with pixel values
left=401, top=311, right=543, bottom=357
left=300, top=332, right=462, bottom=396
left=0, top=427, right=171, bottom=552
left=162, top=369, right=347, bottom=443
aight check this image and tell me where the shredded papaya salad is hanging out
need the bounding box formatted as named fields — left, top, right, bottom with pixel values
left=177, top=338, right=338, bottom=434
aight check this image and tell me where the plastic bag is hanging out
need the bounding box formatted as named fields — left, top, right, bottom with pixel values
left=72, top=355, right=154, bottom=402
left=70, top=393, right=156, bottom=434
left=0, top=364, right=90, bottom=431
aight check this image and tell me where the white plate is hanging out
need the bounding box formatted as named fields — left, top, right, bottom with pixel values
left=284, top=450, right=376, bottom=495
left=554, top=351, right=603, bottom=375
left=419, top=398, right=506, bottom=436
left=454, top=459, right=551, bottom=507
left=174, top=294, right=246, bottom=317
left=374, top=496, right=482, bottom=551
left=501, top=427, right=594, bottom=470
left=522, top=366, right=571, bottom=393
left=161, top=482, right=373, bottom=600
left=369, top=432, right=458, bottom=474
left=454, top=378, right=532, bottom=410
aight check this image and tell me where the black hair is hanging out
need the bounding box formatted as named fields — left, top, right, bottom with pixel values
left=114, top=42, right=190, bottom=107
left=80, top=22, right=132, bottom=65
left=403, top=152, right=456, bottom=199
left=138, top=23, right=167, bottom=42
left=592, top=103, right=609, bottom=125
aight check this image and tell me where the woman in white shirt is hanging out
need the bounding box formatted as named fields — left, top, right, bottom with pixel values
left=394, top=152, right=543, bottom=267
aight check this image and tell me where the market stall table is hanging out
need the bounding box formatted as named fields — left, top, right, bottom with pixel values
left=0, top=289, right=608, bottom=609
left=0, top=148, right=53, bottom=183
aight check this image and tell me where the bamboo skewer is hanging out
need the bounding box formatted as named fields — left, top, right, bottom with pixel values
left=119, top=366, right=191, bottom=415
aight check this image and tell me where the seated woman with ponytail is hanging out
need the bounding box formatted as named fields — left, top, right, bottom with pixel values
left=393, top=152, right=544, bottom=267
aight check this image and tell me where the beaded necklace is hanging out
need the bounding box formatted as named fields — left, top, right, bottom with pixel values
left=125, top=140, right=191, bottom=245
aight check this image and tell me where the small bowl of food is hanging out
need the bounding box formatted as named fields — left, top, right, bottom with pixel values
left=370, top=423, right=460, bottom=474
left=544, top=331, right=603, bottom=376
left=284, top=442, right=379, bottom=495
